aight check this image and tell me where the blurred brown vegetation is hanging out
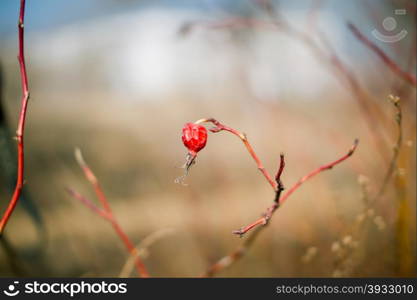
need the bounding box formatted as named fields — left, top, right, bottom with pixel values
left=0, top=0, right=415, bottom=277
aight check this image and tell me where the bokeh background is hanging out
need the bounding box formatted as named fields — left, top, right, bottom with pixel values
left=0, top=0, right=415, bottom=277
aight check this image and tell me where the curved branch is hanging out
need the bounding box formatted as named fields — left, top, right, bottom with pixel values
left=203, top=139, right=358, bottom=276
left=67, top=149, right=149, bottom=278
left=233, top=139, right=359, bottom=236
left=195, top=118, right=277, bottom=191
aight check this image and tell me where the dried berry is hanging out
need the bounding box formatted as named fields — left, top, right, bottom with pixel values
left=181, top=122, right=208, bottom=156
left=175, top=122, right=208, bottom=185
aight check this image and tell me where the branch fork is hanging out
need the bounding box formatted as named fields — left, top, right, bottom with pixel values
left=67, top=148, right=149, bottom=278
left=191, top=118, right=359, bottom=276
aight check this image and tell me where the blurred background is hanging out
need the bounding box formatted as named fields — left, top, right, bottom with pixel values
left=0, top=0, right=415, bottom=277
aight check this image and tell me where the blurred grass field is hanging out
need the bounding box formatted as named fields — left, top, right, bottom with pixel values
left=0, top=93, right=415, bottom=277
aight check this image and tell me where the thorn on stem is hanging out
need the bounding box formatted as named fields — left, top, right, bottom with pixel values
left=209, top=126, right=222, bottom=133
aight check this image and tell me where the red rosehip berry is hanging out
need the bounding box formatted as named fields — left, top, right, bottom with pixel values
left=176, top=122, right=208, bottom=185
left=181, top=122, right=208, bottom=156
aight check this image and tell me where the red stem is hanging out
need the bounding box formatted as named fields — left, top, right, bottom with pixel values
left=69, top=149, right=150, bottom=277
left=196, top=118, right=277, bottom=190
left=0, top=0, right=30, bottom=234
left=234, top=139, right=359, bottom=236
left=280, top=139, right=359, bottom=204
left=65, top=188, right=111, bottom=220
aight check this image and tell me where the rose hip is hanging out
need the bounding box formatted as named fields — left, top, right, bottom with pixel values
left=175, top=122, right=208, bottom=185
left=182, top=122, right=208, bottom=156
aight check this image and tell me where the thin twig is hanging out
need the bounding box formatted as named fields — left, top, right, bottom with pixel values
left=259, top=2, right=392, bottom=162
left=233, top=154, right=285, bottom=236
left=203, top=140, right=358, bottom=276
left=233, top=139, right=359, bottom=236
left=348, top=23, right=416, bottom=86
left=67, top=148, right=149, bottom=278
left=74, top=148, right=113, bottom=213
left=0, top=0, right=30, bottom=234
left=119, top=228, right=175, bottom=278
left=195, top=118, right=277, bottom=191
left=202, top=226, right=263, bottom=277
left=65, top=188, right=111, bottom=221
left=305, top=0, right=324, bottom=32
left=373, top=95, right=403, bottom=201
left=280, top=139, right=359, bottom=205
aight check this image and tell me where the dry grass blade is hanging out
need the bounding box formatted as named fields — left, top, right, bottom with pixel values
left=373, top=95, right=403, bottom=201
left=119, top=228, right=175, bottom=278
left=67, top=148, right=150, bottom=277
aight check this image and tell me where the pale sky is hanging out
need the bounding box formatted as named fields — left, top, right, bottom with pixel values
left=0, top=0, right=414, bottom=101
